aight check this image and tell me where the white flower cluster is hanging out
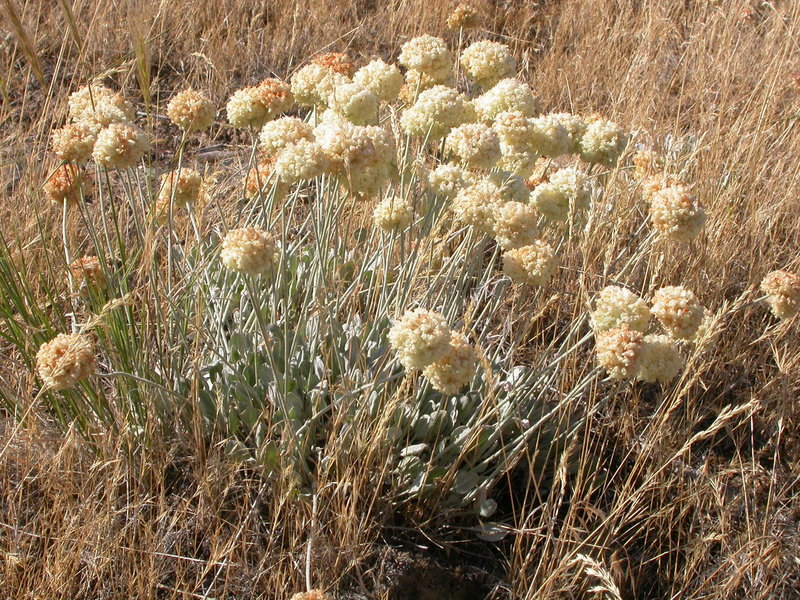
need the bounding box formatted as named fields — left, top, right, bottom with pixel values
left=36, top=333, right=96, bottom=391
left=353, top=59, right=403, bottom=102
left=400, top=85, right=475, bottom=140
left=422, top=332, right=478, bottom=395
left=650, top=286, right=705, bottom=340
left=92, top=122, right=150, bottom=169
left=373, top=196, right=413, bottom=232
left=459, top=40, right=516, bottom=89
left=388, top=308, right=452, bottom=370
left=531, top=167, right=591, bottom=221
left=648, top=184, right=707, bottom=243
left=259, top=117, right=314, bottom=156
left=591, top=286, right=651, bottom=333
left=220, top=227, right=280, bottom=276
left=166, top=88, right=215, bottom=132
left=398, top=35, right=453, bottom=83
left=761, top=270, right=800, bottom=319
left=473, top=78, right=539, bottom=121
left=444, top=122, right=501, bottom=169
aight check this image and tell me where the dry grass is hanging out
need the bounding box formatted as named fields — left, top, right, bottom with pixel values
left=2, top=0, right=800, bottom=598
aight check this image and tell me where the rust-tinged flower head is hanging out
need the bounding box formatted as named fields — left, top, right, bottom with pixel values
left=761, top=270, right=800, bottom=319
left=227, top=79, right=293, bottom=129
left=650, top=286, right=705, bottom=341
left=447, top=3, right=479, bottom=30
left=156, top=168, right=204, bottom=216
left=69, top=256, right=106, bottom=295
left=591, top=285, right=650, bottom=333
left=43, top=165, right=92, bottom=204
left=649, top=184, right=706, bottom=243
left=640, top=173, right=682, bottom=202
left=36, top=333, right=96, bottom=391
left=244, top=156, right=287, bottom=200
left=51, top=121, right=98, bottom=163
left=92, top=122, right=150, bottom=169
left=502, top=241, right=557, bottom=286
left=312, top=52, right=356, bottom=78
left=422, top=332, right=478, bottom=395
left=220, top=227, right=280, bottom=276
left=166, top=88, right=215, bottom=132
left=388, top=308, right=452, bottom=371
left=632, top=149, right=664, bottom=179
left=595, top=327, right=644, bottom=380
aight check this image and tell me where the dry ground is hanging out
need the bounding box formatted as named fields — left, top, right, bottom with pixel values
left=2, top=0, right=800, bottom=599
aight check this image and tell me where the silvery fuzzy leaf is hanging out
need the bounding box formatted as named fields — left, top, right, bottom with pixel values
left=478, top=498, right=498, bottom=518
left=453, top=469, right=479, bottom=495
left=400, top=443, right=428, bottom=458
left=474, top=522, right=510, bottom=542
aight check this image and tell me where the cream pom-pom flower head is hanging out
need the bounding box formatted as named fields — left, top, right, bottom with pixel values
left=595, top=327, right=644, bottom=380
left=291, top=63, right=348, bottom=107
left=760, top=270, right=800, bottom=319
left=51, top=122, right=97, bottom=163
left=591, top=285, right=650, bottom=333
left=353, top=59, right=403, bottom=103
left=259, top=116, right=314, bottom=157
left=69, top=256, right=106, bottom=296
left=398, top=35, right=453, bottom=82
left=92, top=122, right=149, bottom=169
left=312, top=52, right=356, bottom=78
left=529, top=114, right=569, bottom=158
left=551, top=112, right=588, bottom=154
left=329, top=82, right=379, bottom=125
left=447, top=3, right=479, bottom=29
left=579, top=116, right=628, bottom=166
left=36, top=333, right=96, bottom=391
left=156, top=168, right=204, bottom=216
left=44, top=165, right=93, bottom=204
left=531, top=167, right=592, bottom=221
left=373, top=196, right=413, bottom=232
left=650, top=286, right=705, bottom=341
left=220, top=227, right=280, bottom=276
left=649, top=184, right=707, bottom=243
left=226, top=78, right=293, bottom=129
left=637, top=334, right=684, bottom=383
left=444, top=122, right=501, bottom=169
left=274, top=139, right=330, bottom=185
left=400, top=85, right=474, bottom=140
left=452, top=184, right=504, bottom=235
left=459, top=40, right=516, bottom=89
left=428, top=164, right=471, bottom=199
left=388, top=308, right=453, bottom=371
left=68, top=84, right=135, bottom=128
left=422, top=332, right=478, bottom=395
left=473, top=78, right=539, bottom=121
left=166, top=88, right=215, bottom=132
left=493, top=201, right=539, bottom=249
left=503, top=241, right=557, bottom=286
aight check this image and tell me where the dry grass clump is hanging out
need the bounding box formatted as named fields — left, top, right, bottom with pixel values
left=1, top=1, right=800, bottom=599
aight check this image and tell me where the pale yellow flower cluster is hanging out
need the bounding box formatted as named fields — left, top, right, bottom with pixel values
left=220, top=227, right=280, bottom=276
left=648, top=184, right=707, bottom=243
left=398, top=35, right=453, bottom=83
left=760, top=270, right=800, bottom=319
left=591, top=286, right=651, bottom=333
left=388, top=308, right=453, bottom=370
left=400, top=85, right=475, bottom=140
left=444, top=122, right=501, bottom=169
left=92, top=122, right=150, bottom=169
left=459, top=40, right=516, bottom=89
left=373, top=196, right=413, bottom=232
left=353, top=59, right=404, bottom=103
left=422, top=332, right=478, bottom=395
left=166, top=88, right=215, bottom=132
left=503, top=240, right=557, bottom=286
left=226, top=78, right=293, bottom=128
left=36, top=333, right=96, bottom=391
left=579, top=116, right=628, bottom=167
